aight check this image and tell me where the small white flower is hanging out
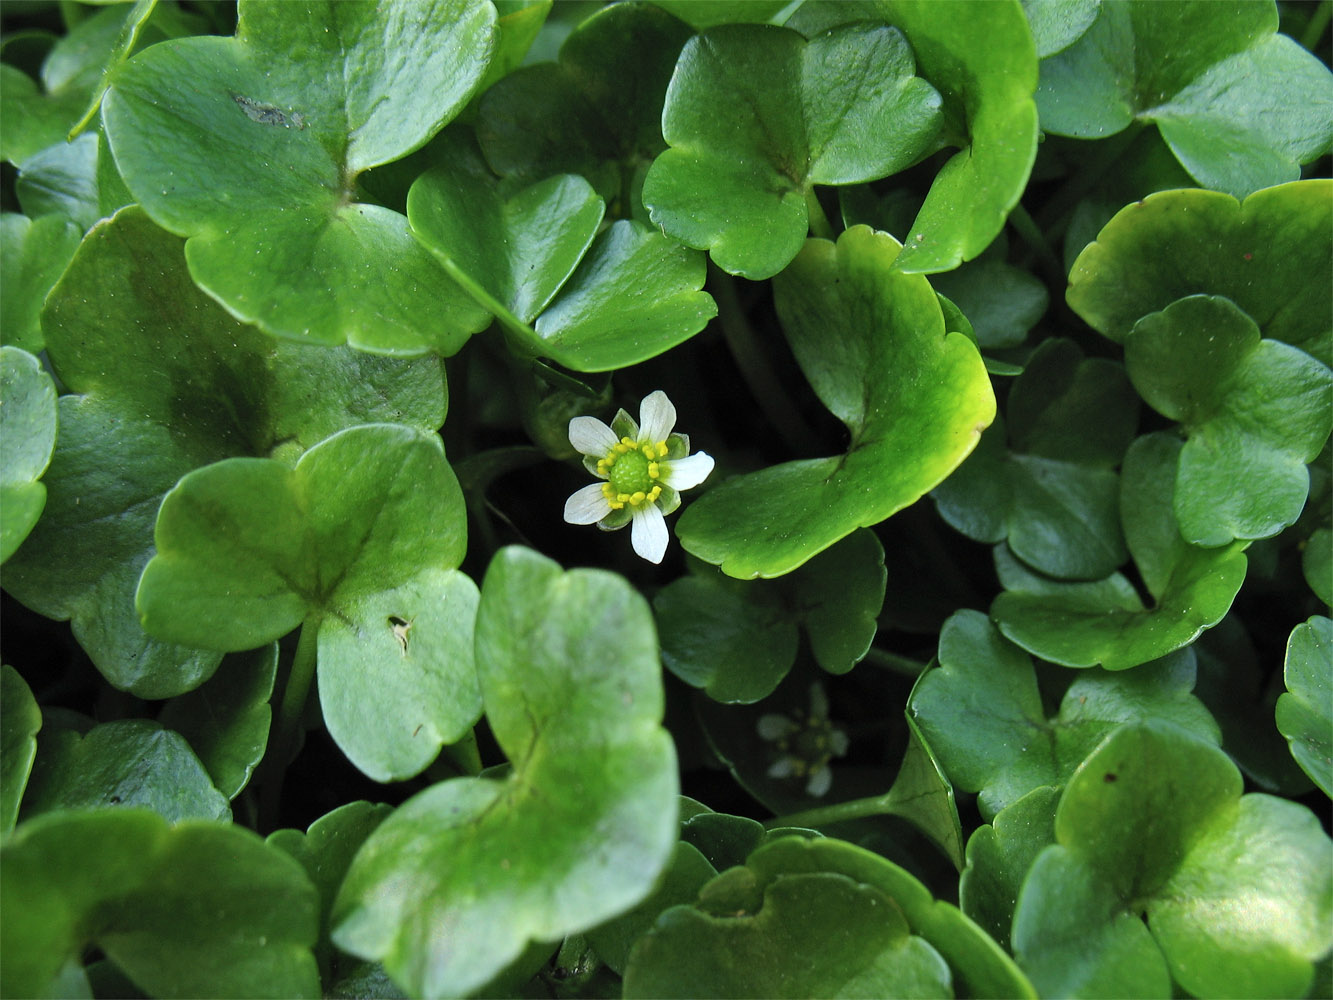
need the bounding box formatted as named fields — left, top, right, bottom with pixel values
left=563, top=390, right=714, bottom=563
left=758, top=683, right=850, bottom=798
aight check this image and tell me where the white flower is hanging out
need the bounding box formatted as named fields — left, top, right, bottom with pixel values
left=757, top=683, right=850, bottom=798
left=563, top=390, right=714, bottom=563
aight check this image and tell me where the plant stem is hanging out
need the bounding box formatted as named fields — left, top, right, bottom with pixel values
left=764, top=791, right=895, bottom=831
left=1008, top=201, right=1067, bottom=290
left=258, top=616, right=321, bottom=829
left=805, top=187, right=835, bottom=240
left=1300, top=0, right=1331, bottom=52
left=861, top=646, right=929, bottom=678
left=710, top=267, right=824, bottom=456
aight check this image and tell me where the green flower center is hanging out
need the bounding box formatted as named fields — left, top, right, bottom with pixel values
left=609, top=450, right=653, bottom=495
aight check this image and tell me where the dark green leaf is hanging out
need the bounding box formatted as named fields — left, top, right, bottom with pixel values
left=0, top=212, right=81, bottom=352
left=0, top=346, right=57, bottom=563
left=959, top=785, right=1059, bottom=947
left=0, top=665, right=41, bottom=834
left=1276, top=616, right=1332, bottom=797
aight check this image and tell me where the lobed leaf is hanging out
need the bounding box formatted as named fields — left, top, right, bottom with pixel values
left=0, top=346, right=57, bottom=564
left=1276, top=616, right=1333, bottom=797
left=678, top=226, right=994, bottom=579
left=0, top=212, right=81, bottom=353
left=0, top=666, right=41, bottom=834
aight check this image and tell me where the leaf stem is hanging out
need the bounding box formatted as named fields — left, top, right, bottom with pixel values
left=804, top=186, right=835, bottom=241
left=1300, top=0, right=1331, bottom=52
left=764, top=791, right=894, bottom=831
left=1008, top=202, right=1067, bottom=290
left=861, top=646, right=929, bottom=678
left=710, top=267, right=824, bottom=457
left=258, top=616, right=321, bottom=829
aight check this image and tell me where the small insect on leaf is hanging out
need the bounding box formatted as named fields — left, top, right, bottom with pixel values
left=389, top=615, right=414, bottom=657
left=230, top=93, right=306, bottom=129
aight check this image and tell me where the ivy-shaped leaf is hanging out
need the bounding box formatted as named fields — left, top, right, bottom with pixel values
left=910, top=610, right=1219, bottom=819
left=0, top=665, right=41, bottom=834
left=991, top=432, right=1247, bottom=670
left=677, top=226, right=995, bottom=579
left=20, top=718, right=230, bottom=823
left=1125, top=294, right=1333, bottom=546
left=934, top=338, right=1139, bottom=580
left=0, top=809, right=320, bottom=998
left=2, top=208, right=449, bottom=699
left=407, top=131, right=715, bottom=372
left=0, top=212, right=81, bottom=352
left=642, top=21, right=944, bottom=279
left=476, top=1, right=694, bottom=214
left=331, top=547, right=678, bottom=999
left=102, top=0, right=497, bottom=354
left=1012, top=722, right=1333, bottom=1000
left=1276, top=616, right=1332, bottom=797
left=157, top=644, right=278, bottom=800
left=1036, top=0, right=1333, bottom=198
left=136, top=424, right=478, bottom=784
left=1068, top=180, right=1333, bottom=366
left=0, top=346, right=57, bottom=564
left=654, top=530, right=885, bottom=702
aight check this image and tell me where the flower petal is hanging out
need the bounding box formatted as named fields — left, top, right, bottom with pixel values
left=661, top=451, right=714, bottom=491
left=568, top=416, right=618, bottom=458
left=638, top=390, right=676, bottom=443
left=805, top=765, right=833, bottom=798
left=767, top=757, right=797, bottom=779
left=564, top=483, right=614, bottom=525
left=630, top=502, right=669, bottom=563
left=757, top=714, right=797, bottom=740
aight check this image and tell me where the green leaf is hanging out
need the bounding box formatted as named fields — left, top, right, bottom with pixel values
left=136, top=424, right=478, bottom=783
left=2, top=207, right=448, bottom=698
left=0, top=809, right=320, bottom=998
left=1036, top=1, right=1333, bottom=197
left=933, top=338, right=1139, bottom=580
left=655, top=530, right=885, bottom=702
left=642, top=21, right=943, bottom=279
left=0, top=212, right=81, bottom=352
left=1276, top=616, right=1333, bottom=797
left=876, top=0, right=1040, bottom=274
left=20, top=718, right=229, bottom=823
left=408, top=131, right=716, bottom=372
left=268, top=801, right=395, bottom=984
left=1305, top=526, right=1332, bottom=605
left=959, top=785, right=1060, bottom=948
left=992, top=433, right=1247, bottom=670
left=930, top=255, right=1049, bottom=350
left=0, top=346, right=57, bottom=564
left=1014, top=723, right=1333, bottom=1000
left=15, top=130, right=102, bottom=231
left=678, top=226, right=995, bottom=579
left=102, top=0, right=497, bottom=354
left=910, top=610, right=1219, bottom=818
left=1067, top=180, right=1333, bottom=365
left=1021, top=0, right=1100, bottom=58
left=1125, top=295, right=1333, bottom=545
left=0, top=666, right=41, bottom=834
left=476, top=1, right=694, bottom=212
left=331, top=547, right=678, bottom=999
left=157, top=644, right=278, bottom=799
left=649, top=0, right=791, bottom=29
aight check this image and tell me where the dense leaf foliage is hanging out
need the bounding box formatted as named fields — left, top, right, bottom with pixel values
left=1, top=2, right=1329, bottom=998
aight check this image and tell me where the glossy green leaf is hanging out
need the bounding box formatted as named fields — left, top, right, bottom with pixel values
left=0, top=809, right=320, bottom=998
left=930, top=255, right=1049, bottom=350
left=331, top=547, right=678, bottom=999
left=20, top=718, right=229, bottom=823
left=911, top=610, right=1218, bottom=818
left=649, top=0, right=790, bottom=29
left=1014, top=723, right=1333, bottom=1000
left=959, top=785, right=1060, bottom=948
left=136, top=424, right=478, bottom=783
left=656, top=531, right=885, bottom=702
left=157, top=644, right=278, bottom=799
left=1125, top=295, right=1333, bottom=545
left=0, top=212, right=81, bottom=352
left=1305, top=527, right=1332, bottom=605
left=268, top=801, right=394, bottom=983
left=1036, top=1, right=1333, bottom=197
left=0, top=666, right=41, bottom=834
left=678, top=227, right=995, bottom=579
left=476, top=2, right=694, bottom=212
left=933, top=339, right=1138, bottom=580
left=14, top=131, right=102, bottom=231
left=992, top=433, right=1248, bottom=669
left=2, top=207, right=448, bottom=698
left=1022, top=0, right=1100, bottom=58
left=102, top=0, right=497, bottom=354
left=0, top=346, right=57, bottom=564
left=408, top=132, right=715, bottom=372
left=1068, top=181, right=1333, bottom=365
left=642, top=21, right=943, bottom=279
left=876, top=0, right=1040, bottom=274
left=1276, top=616, right=1333, bottom=797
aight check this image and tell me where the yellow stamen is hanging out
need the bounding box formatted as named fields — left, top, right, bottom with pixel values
left=648, top=485, right=662, bottom=502
left=617, top=492, right=632, bottom=504
left=630, top=491, right=646, bottom=504
left=647, top=462, right=660, bottom=478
